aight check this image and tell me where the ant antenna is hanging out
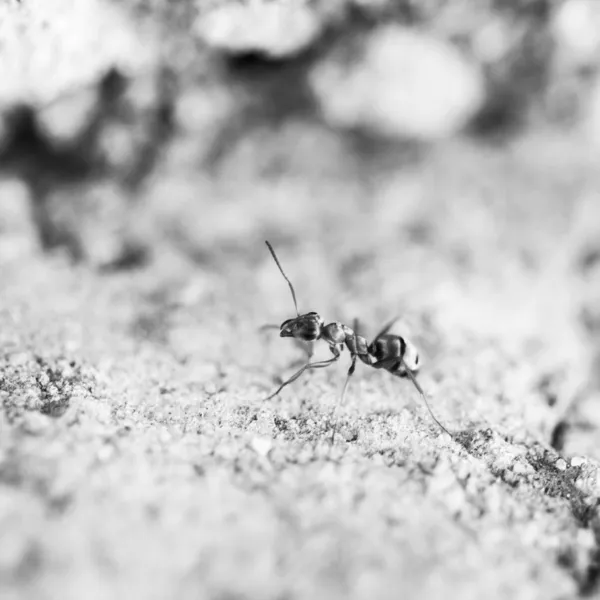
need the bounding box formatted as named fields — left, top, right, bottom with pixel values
left=400, top=359, right=453, bottom=437
left=265, top=241, right=299, bottom=316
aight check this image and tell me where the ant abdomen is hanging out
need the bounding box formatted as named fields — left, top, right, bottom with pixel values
left=369, top=334, right=404, bottom=362
left=401, top=341, right=420, bottom=373
left=368, top=334, right=420, bottom=375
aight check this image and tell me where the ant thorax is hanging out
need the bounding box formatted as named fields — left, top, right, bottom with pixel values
left=350, top=334, right=371, bottom=361
left=321, top=322, right=348, bottom=346
left=279, top=312, right=324, bottom=342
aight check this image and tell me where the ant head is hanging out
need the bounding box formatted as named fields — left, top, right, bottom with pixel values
left=279, top=312, right=323, bottom=342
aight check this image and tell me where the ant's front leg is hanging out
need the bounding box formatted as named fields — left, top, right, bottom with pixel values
left=264, top=351, right=340, bottom=401
left=329, top=353, right=358, bottom=444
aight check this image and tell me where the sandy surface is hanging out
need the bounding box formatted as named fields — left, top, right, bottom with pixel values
left=2, top=1, right=600, bottom=599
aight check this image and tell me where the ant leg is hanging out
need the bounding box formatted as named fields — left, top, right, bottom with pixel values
left=372, top=316, right=400, bottom=342
left=341, top=354, right=358, bottom=405
left=264, top=355, right=340, bottom=401
left=330, top=354, right=357, bottom=444
left=264, top=364, right=309, bottom=401
left=371, top=357, right=452, bottom=437
left=396, top=364, right=453, bottom=437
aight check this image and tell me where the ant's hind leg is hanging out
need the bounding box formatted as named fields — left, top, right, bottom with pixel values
left=370, top=357, right=399, bottom=371
left=371, top=358, right=453, bottom=437
left=396, top=365, right=453, bottom=437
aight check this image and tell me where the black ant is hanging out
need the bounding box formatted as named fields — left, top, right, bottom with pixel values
left=263, top=241, right=452, bottom=439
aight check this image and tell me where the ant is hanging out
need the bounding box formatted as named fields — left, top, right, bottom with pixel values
left=263, top=241, right=452, bottom=439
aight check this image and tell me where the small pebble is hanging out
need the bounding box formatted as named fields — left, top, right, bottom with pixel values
left=552, top=0, right=600, bottom=68
left=555, top=458, right=567, bottom=471
left=96, top=444, right=114, bottom=462
left=21, top=412, right=51, bottom=436
left=512, top=460, right=533, bottom=475
left=577, top=527, right=596, bottom=549
left=37, top=372, right=50, bottom=387
left=159, top=429, right=172, bottom=444
left=343, top=427, right=359, bottom=443
left=197, top=2, right=324, bottom=59
left=0, top=532, right=35, bottom=573
left=571, top=456, right=587, bottom=467
left=250, top=437, right=273, bottom=458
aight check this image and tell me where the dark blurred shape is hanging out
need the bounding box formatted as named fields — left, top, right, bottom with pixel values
left=121, top=65, right=177, bottom=193
left=0, top=103, right=96, bottom=181
left=578, top=246, right=600, bottom=273
left=201, top=54, right=317, bottom=169
left=97, top=66, right=129, bottom=103
left=468, top=90, right=525, bottom=138
left=0, top=65, right=177, bottom=267
left=98, top=242, right=150, bottom=273
left=472, top=1, right=555, bottom=137
left=550, top=419, right=569, bottom=451
left=0, top=68, right=127, bottom=256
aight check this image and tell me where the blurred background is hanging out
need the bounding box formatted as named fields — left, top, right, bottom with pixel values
left=2, top=0, right=599, bottom=446
left=2, top=1, right=600, bottom=598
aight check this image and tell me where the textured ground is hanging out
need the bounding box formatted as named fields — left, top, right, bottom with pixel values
left=1, top=1, right=600, bottom=599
